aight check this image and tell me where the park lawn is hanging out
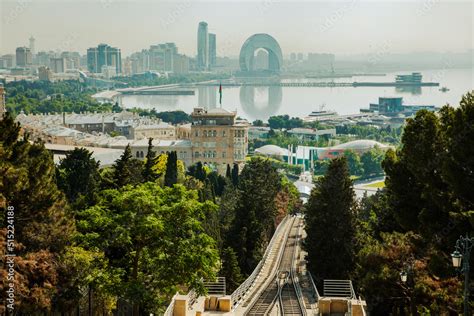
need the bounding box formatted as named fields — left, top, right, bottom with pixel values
left=364, top=181, right=385, bottom=188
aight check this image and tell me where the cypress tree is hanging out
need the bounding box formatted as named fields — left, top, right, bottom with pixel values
left=220, top=247, right=244, bottom=293
left=226, top=164, right=231, bottom=179
left=231, top=163, right=239, bottom=186
left=164, top=151, right=178, bottom=187
left=142, top=138, right=157, bottom=182
left=112, top=144, right=133, bottom=188
left=229, top=158, right=281, bottom=273
left=304, top=157, right=357, bottom=284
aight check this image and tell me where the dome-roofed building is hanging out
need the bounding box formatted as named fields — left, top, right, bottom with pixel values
left=331, top=139, right=390, bottom=151
left=318, top=139, right=392, bottom=160
left=254, top=144, right=287, bottom=157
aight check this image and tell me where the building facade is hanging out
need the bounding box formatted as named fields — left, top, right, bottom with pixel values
left=208, top=33, right=216, bottom=68
left=190, top=107, right=248, bottom=171
left=15, top=108, right=250, bottom=171
left=197, top=22, right=209, bottom=70
left=0, top=54, right=15, bottom=68
left=29, top=36, right=36, bottom=55
left=38, top=66, right=53, bottom=81
left=173, top=54, right=190, bottom=74
left=16, top=47, right=33, bottom=67
left=87, top=44, right=122, bottom=74
left=51, top=57, right=66, bottom=73
left=130, top=122, right=176, bottom=140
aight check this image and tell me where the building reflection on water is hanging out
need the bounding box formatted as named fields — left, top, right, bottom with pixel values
left=198, top=86, right=217, bottom=109
left=239, top=85, right=282, bottom=120
left=395, top=86, right=422, bottom=95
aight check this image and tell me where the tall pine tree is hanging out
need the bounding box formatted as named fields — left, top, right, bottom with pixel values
left=231, top=163, right=239, bottom=186
left=226, top=164, right=231, bottom=179
left=304, top=157, right=357, bottom=284
left=112, top=144, right=144, bottom=187
left=0, top=113, right=75, bottom=312
left=164, top=151, right=178, bottom=187
left=228, top=158, right=281, bottom=273
left=56, top=147, right=100, bottom=208
left=142, top=138, right=157, bottom=182
left=113, top=144, right=133, bottom=187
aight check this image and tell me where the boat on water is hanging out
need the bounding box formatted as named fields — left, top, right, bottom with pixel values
left=305, top=105, right=339, bottom=122
left=439, top=86, right=450, bottom=92
left=308, top=109, right=338, bottom=118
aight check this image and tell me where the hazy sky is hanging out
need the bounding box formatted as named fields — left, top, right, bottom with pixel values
left=1, top=0, right=472, bottom=57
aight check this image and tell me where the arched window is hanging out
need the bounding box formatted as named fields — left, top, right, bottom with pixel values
left=203, top=130, right=207, bottom=137
left=213, top=151, right=217, bottom=158
left=136, top=151, right=140, bottom=158
left=140, top=151, right=144, bottom=158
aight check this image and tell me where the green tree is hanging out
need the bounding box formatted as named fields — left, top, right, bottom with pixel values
left=344, top=150, right=363, bottom=176
left=439, top=92, right=474, bottom=211
left=360, top=148, right=384, bottom=178
left=77, top=183, right=219, bottom=315
left=226, top=164, right=231, bottom=179
left=252, top=119, right=264, bottom=126
left=164, top=151, right=178, bottom=187
left=0, top=113, right=75, bottom=312
left=56, top=147, right=101, bottom=208
left=231, top=163, right=239, bottom=186
left=305, top=157, right=357, bottom=283
left=220, top=247, right=244, bottom=293
left=229, top=158, right=282, bottom=273
left=187, top=161, right=207, bottom=182
left=112, top=144, right=133, bottom=188
left=111, top=145, right=144, bottom=188
left=142, top=138, right=157, bottom=182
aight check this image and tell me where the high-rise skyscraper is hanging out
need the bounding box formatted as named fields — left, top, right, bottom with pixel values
left=50, top=57, right=66, bottom=73
left=87, top=44, right=122, bottom=74
left=197, top=21, right=209, bottom=70
left=16, top=47, right=32, bottom=67
left=29, top=36, right=36, bottom=55
left=208, top=33, right=216, bottom=68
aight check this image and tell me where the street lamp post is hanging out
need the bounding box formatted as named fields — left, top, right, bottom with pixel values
left=400, top=256, right=416, bottom=316
left=451, top=234, right=474, bottom=316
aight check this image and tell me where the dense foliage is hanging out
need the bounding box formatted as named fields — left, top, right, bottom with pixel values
left=354, top=91, right=474, bottom=314
left=4, top=80, right=113, bottom=115
left=0, top=113, right=76, bottom=313
left=267, top=114, right=304, bottom=130
left=77, top=183, right=219, bottom=313
left=113, top=73, right=231, bottom=87
left=303, top=91, right=474, bottom=314
left=305, top=157, right=357, bottom=285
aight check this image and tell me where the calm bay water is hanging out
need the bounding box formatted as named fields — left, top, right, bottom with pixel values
left=119, top=68, right=473, bottom=121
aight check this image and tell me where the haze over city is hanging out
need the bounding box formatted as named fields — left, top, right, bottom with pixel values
left=1, top=0, right=473, bottom=56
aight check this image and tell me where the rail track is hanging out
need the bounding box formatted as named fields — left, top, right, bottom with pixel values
left=245, top=217, right=305, bottom=316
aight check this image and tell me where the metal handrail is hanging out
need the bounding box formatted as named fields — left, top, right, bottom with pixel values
left=290, top=217, right=307, bottom=316
left=359, top=296, right=368, bottom=316
left=307, top=271, right=321, bottom=301
left=246, top=217, right=295, bottom=315
left=163, top=292, right=178, bottom=316
left=230, top=215, right=291, bottom=309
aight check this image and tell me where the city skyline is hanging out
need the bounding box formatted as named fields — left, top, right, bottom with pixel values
left=1, top=0, right=472, bottom=57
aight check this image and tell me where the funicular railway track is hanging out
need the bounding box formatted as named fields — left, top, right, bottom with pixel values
left=246, top=217, right=305, bottom=316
